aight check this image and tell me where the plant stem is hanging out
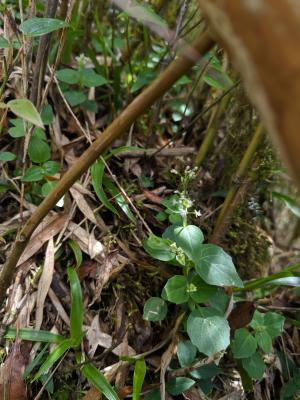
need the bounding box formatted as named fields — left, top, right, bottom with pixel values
left=211, top=123, right=264, bottom=243
left=0, top=32, right=215, bottom=310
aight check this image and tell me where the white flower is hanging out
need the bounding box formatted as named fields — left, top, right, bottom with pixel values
left=194, top=209, right=202, bottom=218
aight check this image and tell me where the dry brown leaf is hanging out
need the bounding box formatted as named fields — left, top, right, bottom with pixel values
left=35, top=238, right=55, bottom=330
left=81, top=386, right=102, bottom=400
left=0, top=339, right=28, bottom=400
left=48, top=288, right=70, bottom=326
left=86, top=315, right=135, bottom=358
left=17, top=214, right=68, bottom=266
left=70, top=187, right=98, bottom=225
left=68, top=222, right=104, bottom=261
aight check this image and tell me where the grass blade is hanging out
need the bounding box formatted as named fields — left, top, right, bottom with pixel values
left=91, top=159, right=118, bottom=214
left=81, top=362, right=119, bottom=400
left=133, top=359, right=146, bottom=400
left=4, top=327, right=64, bottom=343
left=68, top=267, right=83, bottom=345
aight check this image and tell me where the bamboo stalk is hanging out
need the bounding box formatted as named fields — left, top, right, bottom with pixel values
left=211, top=123, right=264, bottom=243
left=0, top=32, right=214, bottom=309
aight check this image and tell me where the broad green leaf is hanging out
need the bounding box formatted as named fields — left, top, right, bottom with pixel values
left=0, top=151, right=16, bottom=162
left=20, top=17, right=67, bottom=36
left=187, top=309, right=230, bottom=356
left=0, top=36, right=10, bottom=48
left=56, top=68, right=80, bottom=84
left=273, top=191, right=300, bottom=218
left=133, top=359, right=146, bottom=400
left=4, top=327, right=64, bottom=343
left=68, top=267, right=83, bottom=345
left=166, top=377, right=195, bottom=395
left=188, top=275, right=218, bottom=303
left=208, top=288, right=230, bottom=313
left=9, top=118, right=26, bottom=137
left=143, top=297, right=167, bottom=321
left=250, top=311, right=285, bottom=339
left=34, top=338, right=74, bottom=380
left=267, top=277, right=300, bottom=286
left=33, top=127, right=47, bottom=140
left=68, top=239, right=83, bottom=268
left=232, top=328, right=257, bottom=359
left=242, top=353, right=265, bottom=380
left=8, top=99, right=44, bottom=128
left=162, top=275, right=189, bottom=304
left=190, top=363, right=221, bottom=379
left=81, top=362, right=119, bottom=400
left=194, top=244, right=244, bottom=288
left=144, top=234, right=174, bottom=262
left=41, top=104, right=54, bottom=125
left=81, top=69, right=107, bottom=87
left=28, top=137, right=51, bottom=163
left=264, top=312, right=285, bottom=338
left=131, top=71, right=157, bottom=92
left=41, top=181, right=57, bottom=197
left=64, top=90, right=87, bottom=106
left=43, top=160, right=60, bottom=176
left=163, top=224, right=204, bottom=260
left=177, top=340, right=197, bottom=367
left=255, top=331, right=272, bottom=353
left=22, top=166, right=44, bottom=182
left=103, top=177, right=136, bottom=223
left=91, top=160, right=118, bottom=214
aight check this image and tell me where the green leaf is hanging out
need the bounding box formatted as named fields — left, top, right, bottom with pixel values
left=133, top=359, right=146, bottom=400
left=68, top=239, right=83, bottom=268
left=232, top=328, right=257, bottom=359
left=131, top=71, right=157, bottom=92
left=188, top=275, right=218, bottom=303
left=177, top=340, right=197, bottom=367
left=22, top=166, right=44, bottom=182
left=68, top=267, right=83, bottom=345
left=273, top=191, right=300, bottom=218
left=33, top=127, right=47, bottom=140
left=103, top=178, right=136, bottom=223
left=56, top=68, right=80, bottom=84
left=81, top=69, right=107, bottom=87
left=187, top=309, right=230, bottom=356
left=190, top=363, right=221, bottom=379
left=41, top=181, right=57, bottom=197
left=255, top=331, right=272, bottom=353
left=41, top=104, right=54, bottom=125
left=91, top=160, right=118, bottom=214
left=4, top=327, right=64, bottom=343
left=81, top=362, right=119, bottom=400
left=144, top=234, right=174, bottom=262
left=34, top=338, right=74, bottom=380
left=0, top=151, right=16, bottom=162
left=0, top=36, right=10, bottom=48
left=250, top=311, right=285, bottom=339
left=43, top=160, right=60, bottom=176
left=163, top=224, right=204, bottom=260
left=203, top=67, right=233, bottom=90
left=242, top=353, right=265, bottom=380
left=20, top=17, right=67, bottom=36
left=193, top=244, right=244, bottom=288
left=9, top=118, right=26, bottom=138
left=208, top=288, right=230, bottom=314
left=264, top=312, right=285, bottom=338
left=143, top=297, right=167, bottom=321
left=166, top=377, right=195, bottom=395
left=28, top=137, right=51, bottom=163
left=162, top=275, right=189, bottom=304
left=64, top=91, right=87, bottom=106
left=8, top=99, right=44, bottom=128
